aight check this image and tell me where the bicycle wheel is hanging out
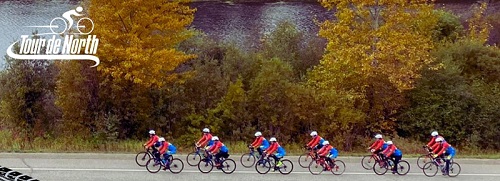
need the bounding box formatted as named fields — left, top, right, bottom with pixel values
left=448, top=162, right=461, bottom=177
left=197, top=158, right=213, bottom=173
left=255, top=159, right=271, bottom=174
left=145, top=158, right=162, bottom=173
left=240, top=153, right=256, bottom=168
left=50, top=17, right=67, bottom=34
left=168, top=158, right=184, bottom=174
left=396, top=160, right=410, bottom=176
left=221, top=158, right=237, bottom=174
left=422, top=162, right=438, bottom=177
left=417, top=154, right=432, bottom=169
left=278, top=159, right=293, bottom=175
left=331, top=160, right=346, bottom=175
left=373, top=160, right=389, bottom=175
left=298, top=153, right=312, bottom=168
left=308, top=160, right=324, bottom=175
left=186, top=152, right=201, bottom=166
left=361, top=155, right=375, bottom=170
left=76, top=17, right=94, bottom=34
left=135, top=151, right=151, bottom=167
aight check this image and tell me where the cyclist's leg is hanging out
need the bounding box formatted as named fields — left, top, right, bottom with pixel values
left=392, top=155, right=401, bottom=172
left=215, top=152, right=222, bottom=165
left=153, top=150, right=161, bottom=163
left=257, top=147, right=263, bottom=156
left=444, top=150, right=455, bottom=175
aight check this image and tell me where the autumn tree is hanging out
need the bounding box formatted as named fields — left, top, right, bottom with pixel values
left=311, top=0, right=438, bottom=135
left=88, top=0, right=196, bottom=86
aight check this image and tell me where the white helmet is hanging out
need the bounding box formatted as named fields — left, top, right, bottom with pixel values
left=270, top=137, right=277, bottom=142
left=203, top=128, right=210, bottom=133
left=212, top=136, right=219, bottom=141
left=375, top=134, right=382, bottom=139
left=310, top=131, right=318, bottom=136
left=431, top=131, right=438, bottom=137
left=387, top=141, right=393, bottom=145
left=149, top=130, right=155, bottom=135
left=255, top=131, right=262, bottom=137
left=322, top=141, right=330, bottom=145
left=158, top=137, right=165, bottom=142
left=435, top=137, right=444, bottom=142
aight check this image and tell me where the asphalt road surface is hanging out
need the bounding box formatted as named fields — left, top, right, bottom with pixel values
left=1, top=153, right=500, bottom=181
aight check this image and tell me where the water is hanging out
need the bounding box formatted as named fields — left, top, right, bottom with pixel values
left=0, top=1, right=331, bottom=66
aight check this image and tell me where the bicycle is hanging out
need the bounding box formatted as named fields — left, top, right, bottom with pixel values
left=298, top=146, right=317, bottom=168
left=186, top=144, right=205, bottom=166
left=308, top=154, right=346, bottom=175
left=145, top=155, right=184, bottom=174
left=372, top=157, right=410, bottom=176
left=417, top=146, right=453, bottom=169
left=197, top=150, right=237, bottom=174
left=361, top=151, right=383, bottom=170
left=240, top=146, right=263, bottom=168
left=255, top=153, right=293, bottom=175
left=135, top=147, right=156, bottom=167
left=49, top=16, right=94, bottom=35
left=422, top=155, right=461, bottom=177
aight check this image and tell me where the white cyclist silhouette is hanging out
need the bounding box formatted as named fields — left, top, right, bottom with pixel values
left=62, top=6, right=84, bottom=32
left=27, top=6, right=95, bottom=35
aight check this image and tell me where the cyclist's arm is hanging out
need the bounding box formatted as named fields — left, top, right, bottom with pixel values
left=426, top=137, right=436, bottom=147
left=265, top=144, right=277, bottom=154
left=317, top=147, right=328, bottom=156
left=145, top=136, right=158, bottom=148
left=251, top=137, right=262, bottom=148
left=306, top=137, right=319, bottom=148
left=436, top=143, right=449, bottom=156
left=196, top=136, right=206, bottom=146
left=159, top=144, right=167, bottom=154
left=430, top=143, right=441, bottom=153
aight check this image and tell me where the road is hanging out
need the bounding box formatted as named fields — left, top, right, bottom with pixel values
left=1, top=153, right=500, bottom=181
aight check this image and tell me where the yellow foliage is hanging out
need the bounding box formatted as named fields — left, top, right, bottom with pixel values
left=314, top=0, right=438, bottom=91
left=88, top=0, right=196, bottom=87
left=467, top=2, right=492, bottom=43
left=309, top=0, right=438, bottom=133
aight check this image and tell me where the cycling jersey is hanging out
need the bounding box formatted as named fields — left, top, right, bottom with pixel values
left=145, top=135, right=159, bottom=148
left=208, top=141, right=229, bottom=154
left=383, top=144, right=402, bottom=157
left=197, top=133, right=213, bottom=147
left=251, top=136, right=270, bottom=149
left=427, top=136, right=445, bottom=148
left=369, top=139, right=385, bottom=151
left=307, top=136, right=325, bottom=148
left=317, top=144, right=332, bottom=157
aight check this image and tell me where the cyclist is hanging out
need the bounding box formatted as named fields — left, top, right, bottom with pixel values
left=316, top=141, right=338, bottom=171
left=432, top=137, right=455, bottom=175
left=382, top=141, right=402, bottom=174
left=207, top=136, right=229, bottom=168
left=157, top=137, right=177, bottom=170
left=425, top=131, right=445, bottom=149
left=196, top=128, right=213, bottom=148
left=250, top=131, right=270, bottom=157
left=306, top=131, right=325, bottom=150
left=264, top=137, right=286, bottom=167
left=143, top=130, right=159, bottom=149
left=368, top=134, right=385, bottom=159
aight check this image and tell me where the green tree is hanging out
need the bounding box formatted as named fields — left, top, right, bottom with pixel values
left=0, top=55, right=59, bottom=145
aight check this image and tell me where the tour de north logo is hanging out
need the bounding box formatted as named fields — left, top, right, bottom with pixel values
left=6, top=6, right=100, bottom=67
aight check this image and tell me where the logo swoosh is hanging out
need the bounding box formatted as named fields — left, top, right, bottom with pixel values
left=6, top=41, right=100, bottom=67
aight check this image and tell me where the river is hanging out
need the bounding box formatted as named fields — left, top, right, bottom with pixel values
left=0, top=0, right=331, bottom=66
